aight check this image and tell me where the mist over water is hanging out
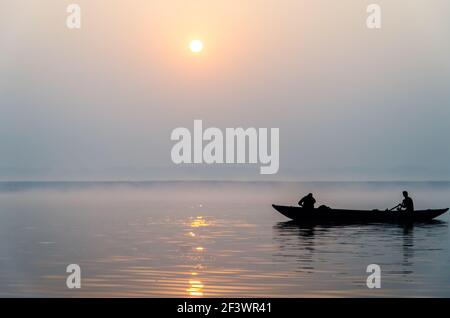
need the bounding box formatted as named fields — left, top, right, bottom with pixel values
left=0, top=181, right=449, bottom=297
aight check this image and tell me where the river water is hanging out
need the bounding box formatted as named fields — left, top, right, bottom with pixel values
left=0, top=181, right=448, bottom=297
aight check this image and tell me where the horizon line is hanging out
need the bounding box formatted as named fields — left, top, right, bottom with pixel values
left=1, top=180, right=450, bottom=183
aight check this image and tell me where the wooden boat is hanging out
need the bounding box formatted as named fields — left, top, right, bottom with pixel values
left=272, top=204, right=448, bottom=223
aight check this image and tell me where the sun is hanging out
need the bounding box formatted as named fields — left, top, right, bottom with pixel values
left=189, top=40, right=204, bottom=53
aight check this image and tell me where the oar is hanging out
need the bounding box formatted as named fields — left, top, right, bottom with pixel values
left=388, top=204, right=401, bottom=211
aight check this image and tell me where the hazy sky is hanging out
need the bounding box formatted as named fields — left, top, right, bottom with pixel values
left=1, top=0, right=450, bottom=181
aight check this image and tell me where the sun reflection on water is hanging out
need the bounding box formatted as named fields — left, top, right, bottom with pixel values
left=186, top=215, right=209, bottom=296
left=187, top=278, right=205, bottom=297
left=190, top=216, right=209, bottom=228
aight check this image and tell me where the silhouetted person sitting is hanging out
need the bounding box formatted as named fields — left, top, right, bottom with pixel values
left=299, top=193, right=316, bottom=210
left=400, top=191, right=414, bottom=212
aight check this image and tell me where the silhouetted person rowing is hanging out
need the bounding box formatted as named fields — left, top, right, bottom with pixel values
left=400, top=191, right=414, bottom=212
left=299, top=193, right=316, bottom=210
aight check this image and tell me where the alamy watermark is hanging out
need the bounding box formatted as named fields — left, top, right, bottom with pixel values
left=65, top=4, right=381, bottom=30
left=171, top=120, right=279, bottom=174
left=367, top=4, right=382, bottom=29
left=66, top=264, right=81, bottom=289
left=366, top=264, right=381, bottom=289
left=66, top=4, right=81, bottom=29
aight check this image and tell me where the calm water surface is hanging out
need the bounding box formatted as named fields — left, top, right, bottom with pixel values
left=0, top=181, right=449, bottom=297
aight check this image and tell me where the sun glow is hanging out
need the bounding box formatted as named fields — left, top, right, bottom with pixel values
left=189, top=40, right=204, bottom=53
